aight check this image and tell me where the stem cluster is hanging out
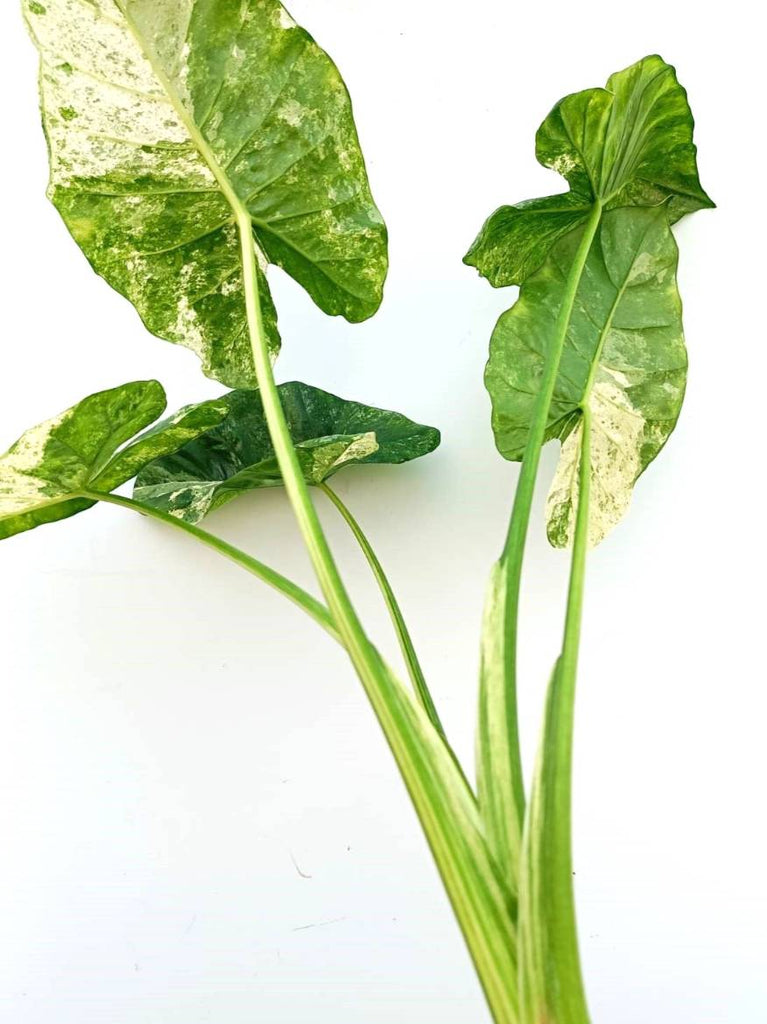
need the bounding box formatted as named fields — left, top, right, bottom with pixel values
left=79, top=206, right=601, bottom=1024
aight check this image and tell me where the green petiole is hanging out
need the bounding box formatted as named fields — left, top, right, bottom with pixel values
left=476, top=200, right=603, bottom=903
left=238, top=212, right=518, bottom=1024
left=519, top=406, right=592, bottom=1024
left=318, top=481, right=445, bottom=738
left=80, top=489, right=341, bottom=644
left=499, top=199, right=602, bottom=812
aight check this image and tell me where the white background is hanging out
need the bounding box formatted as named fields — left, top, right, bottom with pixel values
left=0, top=2, right=764, bottom=1022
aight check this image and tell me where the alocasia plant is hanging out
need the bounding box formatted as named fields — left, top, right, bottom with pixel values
left=4, top=4, right=712, bottom=1020
left=18, top=1, right=519, bottom=1018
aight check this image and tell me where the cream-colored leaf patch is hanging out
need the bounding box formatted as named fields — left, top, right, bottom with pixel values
left=0, top=412, right=68, bottom=516
left=486, top=206, right=687, bottom=550
left=0, top=381, right=230, bottom=541
left=546, top=379, right=646, bottom=548
left=133, top=382, right=440, bottom=524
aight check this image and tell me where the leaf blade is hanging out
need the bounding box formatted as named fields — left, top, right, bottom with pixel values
left=0, top=381, right=229, bottom=540
left=134, top=381, right=441, bottom=523
left=487, top=206, right=686, bottom=548
left=23, top=0, right=388, bottom=387
left=465, top=55, right=712, bottom=288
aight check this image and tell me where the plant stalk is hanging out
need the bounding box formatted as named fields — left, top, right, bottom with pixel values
left=43, top=17, right=518, bottom=1016
left=318, top=481, right=445, bottom=737
left=497, top=200, right=603, bottom=828
left=521, top=407, right=592, bottom=1024
left=551, top=407, right=592, bottom=1020
left=81, top=489, right=340, bottom=642
left=236, top=211, right=518, bottom=1024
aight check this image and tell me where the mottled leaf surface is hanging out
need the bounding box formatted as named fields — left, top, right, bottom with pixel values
left=487, top=207, right=685, bottom=548
left=0, top=381, right=227, bottom=539
left=465, top=55, right=713, bottom=287
left=134, top=381, right=440, bottom=522
left=23, top=0, right=388, bottom=387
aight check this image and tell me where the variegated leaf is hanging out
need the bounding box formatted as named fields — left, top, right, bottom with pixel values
left=465, top=54, right=713, bottom=288
left=486, top=206, right=685, bottom=549
left=23, top=0, right=388, bottom=387
left=134, top=381, right=440, bottom=522
left=0, top=381, right=227, bottom=539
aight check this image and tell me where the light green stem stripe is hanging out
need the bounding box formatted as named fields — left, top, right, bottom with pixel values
left=318, top=482, right=445, bottom=738
left=520, top=408, right=592, bottom=1024
left=236, top=213, right=517, bottom=1024
left=498, top=201, right=603, bottom=826
left=549, top=403, right=591, bottom=1021
left=81, top=489, right=340, bottom=642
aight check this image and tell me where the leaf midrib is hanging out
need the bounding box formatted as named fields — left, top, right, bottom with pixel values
left=116, top=4, right=367, bottom=302
left=601, top=64, right=669, bottom=197
left=577, top=216, right=657, bottom=415
left=0, top=491, right=92, bottom=522
left=116, top=4, right=251, bottom=227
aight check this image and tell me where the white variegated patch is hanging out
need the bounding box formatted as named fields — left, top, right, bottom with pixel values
left=546, top=378, right=646, bottom=548
left=0, top=412, right=68, bottom=515
left=0, top=381, right=231, bottom=540
left=487, top=206, right=687, bottom=550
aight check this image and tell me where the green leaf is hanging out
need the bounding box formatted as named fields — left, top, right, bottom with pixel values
left=465, top=193, right=593, bottom=292
left=518, top=658, right=589, bottom=1024
left=487, top=206, right=685, bottom=548
left=0, top=381, right=228, bottom=539
left=464, top=54, right=713, bottom=287
left=134, top=381, right=440, bottom=522
left=23, top=0, right=388, bottom=388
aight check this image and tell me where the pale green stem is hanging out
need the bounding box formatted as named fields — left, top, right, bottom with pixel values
left=557, top=409, right=591, bottom=780
left=498, top=201, right=603, bottom=829
left=318, top=481, right=445, bottom=738
left=539, top=405, right=592, bottom=1022
left=80, top=489, right=340, bottom=643
left=236, top=211, right=517, bottom=1024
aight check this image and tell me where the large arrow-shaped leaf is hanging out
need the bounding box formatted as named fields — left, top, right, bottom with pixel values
left=0, top=381, right=227, bottom=539
left=134, top=381, right=440, bottom=522
left=465, top=54, right=712, bottom=288
left=487, top=206, right=685, bottom=549
left=23, top=0, right=388, bottom=388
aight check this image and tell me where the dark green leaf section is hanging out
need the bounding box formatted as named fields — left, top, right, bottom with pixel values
left=464, top=193, right=591, bottom=291
left=0, top=381, right=228, bottom=540
left=134, top=382, right=441, bottom=523
left=465, top=55, right=713, bottom=287
left=486, top=206, right=685, bottom=548
left=24, top=0, right=388, bottom=388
